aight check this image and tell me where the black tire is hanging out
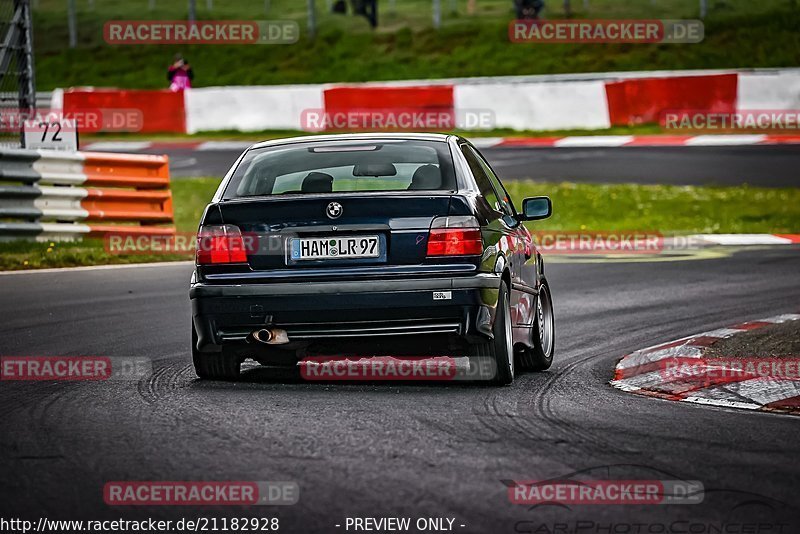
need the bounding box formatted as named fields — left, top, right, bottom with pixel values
left=192, top=323, right=241, bottom=380
left=519, top=279, right=555, bottom=371
left=469, top=282, right=514, bottom=386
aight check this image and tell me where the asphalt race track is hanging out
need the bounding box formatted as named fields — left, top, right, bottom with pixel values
left=1, top=247, right=799, bottom=532
left=155, top=144, right=800, bottom=187
left=484, top=145, right=800, bottom=187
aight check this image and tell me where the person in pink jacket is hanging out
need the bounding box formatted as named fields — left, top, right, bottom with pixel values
left=167, top=54, right=194, bottom=91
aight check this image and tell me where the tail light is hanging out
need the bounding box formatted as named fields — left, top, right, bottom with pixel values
left=196, top=224, right=248, bottom=265
left=426, top=216, right=483, bottom=256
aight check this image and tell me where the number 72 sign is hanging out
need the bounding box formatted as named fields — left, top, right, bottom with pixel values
left=23, top=119, right=78, bottom=151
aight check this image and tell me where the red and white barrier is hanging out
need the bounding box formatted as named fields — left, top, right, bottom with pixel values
left=55, top=68, right=800, bottom=134
left=81, top=133, right=800, bottom=153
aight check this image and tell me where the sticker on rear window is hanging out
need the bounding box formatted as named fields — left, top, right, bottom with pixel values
left=433, top=291, right=452, bottom=301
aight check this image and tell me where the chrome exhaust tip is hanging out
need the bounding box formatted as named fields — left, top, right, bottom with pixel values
left=250, top=328, right=289, bottom=345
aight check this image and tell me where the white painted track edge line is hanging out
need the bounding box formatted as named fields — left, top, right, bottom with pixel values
left=0, top=260, right=194, bottom=275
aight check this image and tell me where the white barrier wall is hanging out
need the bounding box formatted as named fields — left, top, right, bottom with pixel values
left=737, top=71, right=800, bottom=111
left=185, top=85, right=325, bottom=133
left=454, top=80, right=611, bottom=131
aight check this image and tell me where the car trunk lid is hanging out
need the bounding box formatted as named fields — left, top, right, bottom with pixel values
left=215, top=193, right=453, bottom=272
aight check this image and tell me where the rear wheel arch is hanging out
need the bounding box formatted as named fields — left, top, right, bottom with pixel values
left=519, top=278, right=555, bottom=372
left=470, top=281, right=514, bottom=386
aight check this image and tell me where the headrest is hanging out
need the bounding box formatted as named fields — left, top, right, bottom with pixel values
left=301, top=172, right=334, bottom=193
left=408, top=164, right=442, bottom=190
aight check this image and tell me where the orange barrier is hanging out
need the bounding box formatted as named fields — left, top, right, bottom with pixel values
left=0, top=148, right=175, bottom=241
left=82, top=152, right=171, bottom=189
left=81, top=152, right=175, bottom=235
left=82, top=188, right=174, bottom=223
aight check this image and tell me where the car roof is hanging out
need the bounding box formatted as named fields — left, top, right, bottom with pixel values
left=249, top=132, right=457, bottom=150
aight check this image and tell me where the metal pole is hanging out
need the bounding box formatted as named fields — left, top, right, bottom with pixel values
left=583, top=0, right=589, bottom=10
left=67, top=0, right=77, bottom=48
left=563, top=0, right=571, bottom=17
left=17, top=0, right=36, bottom=109
left=433, top=0, right=441, bottom=28
left=699, top=0, right=707, bottom=18
left=188, top=0, right=196, bottom=22
left=449, top=0, right=456, bottom=14
left=264, top=0, right=270, bottom=14
left=307, top=0, right=316, bottom=38
left=206, top=0, right=212, bottom=10
left=149, top=0, right=155, bottom=10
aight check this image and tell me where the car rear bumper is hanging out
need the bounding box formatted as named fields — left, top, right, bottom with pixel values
left=190, top=273, right=503, bottom=352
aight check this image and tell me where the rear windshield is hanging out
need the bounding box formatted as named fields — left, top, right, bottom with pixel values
left=222, top=139, right=456, bottom=199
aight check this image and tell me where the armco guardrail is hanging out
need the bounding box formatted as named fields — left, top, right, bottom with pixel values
left=0, top=148, right=174, bottom=240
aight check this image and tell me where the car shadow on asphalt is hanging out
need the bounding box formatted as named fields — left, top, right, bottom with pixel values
left=186, top=363, right=526, bottom=390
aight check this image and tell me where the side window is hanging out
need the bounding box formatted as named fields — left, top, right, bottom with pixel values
left=460, top=144, right=500, bottom=213
left=472, top=148, right=516, bottom=216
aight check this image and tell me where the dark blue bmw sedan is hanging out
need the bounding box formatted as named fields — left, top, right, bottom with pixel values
left=190, top=133, right=554, bottom=385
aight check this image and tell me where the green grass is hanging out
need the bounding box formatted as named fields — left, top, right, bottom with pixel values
left=505, top=182, right=800, bottom=234
left=171, top=177, right=222, bottom=229
left=32, top=0, right=800, bottom=90
left=1, top=178, right=798, bottom=271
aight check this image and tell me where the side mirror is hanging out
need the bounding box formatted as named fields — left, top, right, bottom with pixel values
left=519, top=196, right=552, bottom=221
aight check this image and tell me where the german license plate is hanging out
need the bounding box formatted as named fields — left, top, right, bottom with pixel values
left=289, top=235, right=380, bottom=261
